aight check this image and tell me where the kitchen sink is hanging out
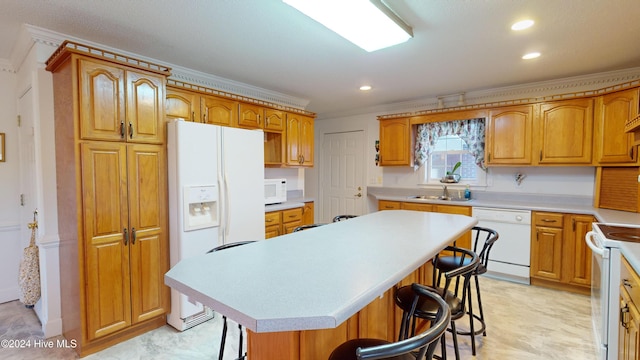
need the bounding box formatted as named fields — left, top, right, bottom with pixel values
left=407, top=195, right=470, bottom=202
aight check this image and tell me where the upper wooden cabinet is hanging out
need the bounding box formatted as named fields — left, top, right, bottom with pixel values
left=485, top=105, right=534, bottom=165
left=264, top=109, right=285, bottom=132
left=238, top=102, right=262, bottom=129
left=202, top=95, right=238, bottom=127
left=166, top=87, right=200, bottom=122
left=79, top=58, right=165, bottom=144
left=535, top=98, right=594, bottom=165
left=286, top=113, right=314, bottom=166
left=166, top=87, right=238, bottom=126
left=379, top=118, right=412, bottom=166
left=594, top=88, right=640, bottom=165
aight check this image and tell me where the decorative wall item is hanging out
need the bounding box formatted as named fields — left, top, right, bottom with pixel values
left=374, top=140, right=380, bottom=166
left=0, top=133, right=4, bottom=162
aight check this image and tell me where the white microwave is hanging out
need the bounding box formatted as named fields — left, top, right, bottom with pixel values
left=265, top=179, right=287, bottom=205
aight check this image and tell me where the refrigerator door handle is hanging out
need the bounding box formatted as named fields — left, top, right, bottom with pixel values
left=224, top=172, right=231, bottom=240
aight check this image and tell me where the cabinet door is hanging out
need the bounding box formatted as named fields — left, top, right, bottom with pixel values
left=126, top=71, right=165, bottom=144
left=619, top=290, right=640, bottom=360
left=537, top=98, right=594, bottom=164
left=80, top=142, right=131, bottom=340
left=486, top=105, right=533, bottom=165
left=286, top=113, right=314, bottom=166
left=531, top=226, right=563, bottom=281
left=302, top=202, right=314, bottom=225
left=264, top=109, right=285, bottom=132
left=594, top=89, right=640, bottom=164
left=238, top=103, right=263, bottom=129
left=127, top=144, right=169, bottom=323
left=299, top=115, right=314, bottom=166
left=379, top=118, right=412, bottom=166
left=286, top=114, right=302, bottom=166
left=78, top=59, right=126, bottom=142
left=202, top=95, right=237, bottom=126
left=166, top=88, right=200, bottom=122
left=565, top=215, right=594, bottom=287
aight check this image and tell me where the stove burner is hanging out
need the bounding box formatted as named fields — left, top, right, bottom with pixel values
left=598, top=225, right=640, bottom=243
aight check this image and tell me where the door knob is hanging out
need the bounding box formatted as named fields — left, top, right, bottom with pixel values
left=355, top=193, right=362, bottom=197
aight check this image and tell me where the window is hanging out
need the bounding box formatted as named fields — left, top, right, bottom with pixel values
left=426, top=135, right=486, bottom=185
left=413, top=118, right=487, bottom=186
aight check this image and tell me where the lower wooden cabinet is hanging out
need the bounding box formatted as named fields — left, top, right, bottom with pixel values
left=265, top=202, right=314, bottom=239
left=530, top=211, right=594, bottom=294
left=620, top=256, right=640, bottom=360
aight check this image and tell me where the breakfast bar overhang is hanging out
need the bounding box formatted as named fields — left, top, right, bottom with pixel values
left=165, top=210, right=477, bottom=359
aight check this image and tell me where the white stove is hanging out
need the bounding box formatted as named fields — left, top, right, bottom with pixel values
left=587, top=223, right=640, bottom=360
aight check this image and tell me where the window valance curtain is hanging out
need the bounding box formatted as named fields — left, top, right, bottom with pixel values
left=414, top=118, right=487, bottom=170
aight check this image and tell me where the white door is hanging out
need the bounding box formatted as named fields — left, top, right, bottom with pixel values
left=320, top=131, right=365, bottom=223
left=18, top=88, right=37, bottom=247
left=0, top=88, right=39, bottom=303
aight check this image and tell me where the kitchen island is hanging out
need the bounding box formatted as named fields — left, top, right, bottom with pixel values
left=165, top=210, right=477, bottom=359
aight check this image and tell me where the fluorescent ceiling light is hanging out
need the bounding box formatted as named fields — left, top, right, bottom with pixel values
left=283, top=0, right=413, bottom=52
left=360, top=85, right=372, bottom=91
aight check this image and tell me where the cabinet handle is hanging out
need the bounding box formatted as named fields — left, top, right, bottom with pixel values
left=192, top=111, right=195, bottom=122
left=539, top=151, right=542, bottom=162
left=622, top=304, right=630, bottom=329
left=572, top=218, right=576, bottom=231
left=257, top=114, right=261, bottom=125
left=301, top=155, right=305, bottom=164
left=288, top=215, right=297, bottom=218
left=631, top=147, right=635, bottom=160
left=266, top=219, right=274, bottom=223
left=624, top=279, right=633, bottom=288
left=123, top=228, right=129, bottom=246
left=131, top=227, right=136, bottom=245
left=541, top=219, right=557, bottom=223
left=129, top=122, right=133, bottom=139
left=488, top=153, right=491, bottom=162
left=203, top=113, right=207, bottom=124
left=120, top=121, right=125, bottom=139
left=536, top=229, right=539, bottom=241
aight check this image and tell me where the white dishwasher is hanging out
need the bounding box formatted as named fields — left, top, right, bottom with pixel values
left=472, top=207, right=532, bottom=285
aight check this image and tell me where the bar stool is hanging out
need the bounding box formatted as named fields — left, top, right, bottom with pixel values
left=395, top=246, right=479, bottom=360
left=432, top=227, right=498, bottom=355
left=293, top=223, right=326, bottom=232
left=329, top=283, right=450, bottom=360
left=207, top=241, right=256, bottom=360
left=332, top=215, right=358, bottom=222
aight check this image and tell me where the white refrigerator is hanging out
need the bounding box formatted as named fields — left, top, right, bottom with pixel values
left=166, top=120, right=265, bottom=331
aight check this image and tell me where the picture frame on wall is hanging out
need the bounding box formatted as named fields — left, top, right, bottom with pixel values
left=0, top=133, right=4, bottom=162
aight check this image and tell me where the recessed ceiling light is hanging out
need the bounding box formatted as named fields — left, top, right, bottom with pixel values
left=522, top=52, right=541, bottom=60
left=360, top=85, right=372, bottom=91
left=511, top=19, right=535, bottom=31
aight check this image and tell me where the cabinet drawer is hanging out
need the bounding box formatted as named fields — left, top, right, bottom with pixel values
left=533, top=212, right=564, bottom=228
left=622, top=256, right=640, bottom=305
left=401, top=202, right=433, bottom=212
left=282, top=208, right=303, bottom=223
left=378, top=200, right=401, bottom=210
left=265, top=211, right=281, bottom=225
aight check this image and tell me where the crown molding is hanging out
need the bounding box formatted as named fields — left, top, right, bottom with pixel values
left=319, top=67, right=640, bottom=120
left=10, top=25, right=310, bottom=110
left=169, top=66, right=310, bottom=110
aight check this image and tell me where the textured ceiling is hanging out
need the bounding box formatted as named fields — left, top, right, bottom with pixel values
left=1, top=0, right=640, bottom=116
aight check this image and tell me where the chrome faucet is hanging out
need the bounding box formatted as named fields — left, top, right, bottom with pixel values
left=442, top=185, right=449, bottom=199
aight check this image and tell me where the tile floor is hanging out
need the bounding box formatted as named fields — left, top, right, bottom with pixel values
left=0, top=276, right=597, bottom=359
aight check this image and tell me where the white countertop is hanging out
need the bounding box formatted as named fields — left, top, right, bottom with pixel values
left=164, top=210, right=477, bottom=333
